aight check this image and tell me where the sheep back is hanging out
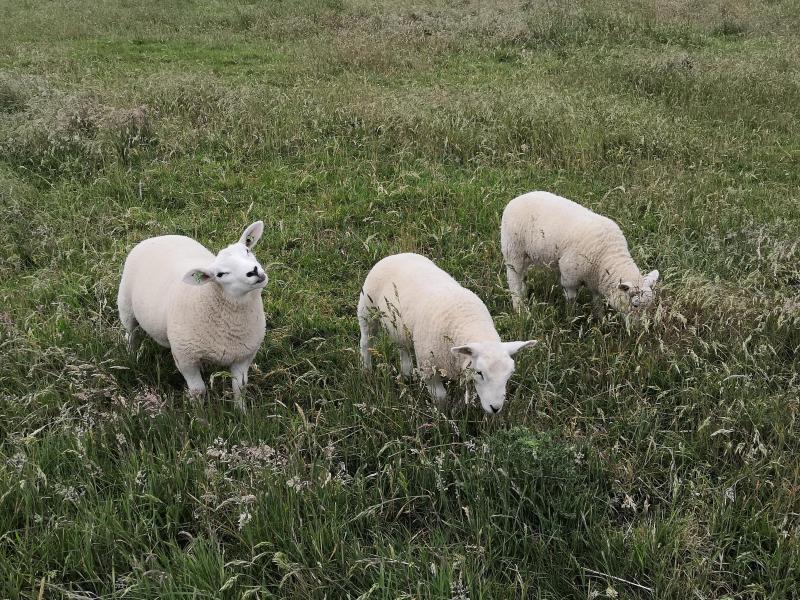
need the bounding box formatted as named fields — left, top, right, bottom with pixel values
left=361, top=253, right=499, bottom=379
left=501, top=191, right=637, bottom=292
left=119, top=235, right=214, bottom=347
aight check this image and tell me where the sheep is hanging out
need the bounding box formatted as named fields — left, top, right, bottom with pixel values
left=117, top=222, right=268, bottom=410
left=358, top=253, right=537, bottom=414
left=501, top=191, right=659, bottom=313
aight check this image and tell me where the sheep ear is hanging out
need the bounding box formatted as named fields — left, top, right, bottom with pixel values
left=451, top=344, right=480, bottom=357
left=239, top=221, right=264, bottom=249
left=644, top=270, right=660, bottom=287
left=183, top=268, right=213, bottom=286
left=618, top=282, right=632, bottom=292
left=502, top=340, right=538, bottom=356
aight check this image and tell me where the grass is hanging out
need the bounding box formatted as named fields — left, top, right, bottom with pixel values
left=1, top=0, right=799, bottom=598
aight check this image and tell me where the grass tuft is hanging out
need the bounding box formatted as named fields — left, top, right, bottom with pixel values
left=1, top=1, right=799, bottom=598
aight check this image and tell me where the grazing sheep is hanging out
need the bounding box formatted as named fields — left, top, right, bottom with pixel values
left=358, top=253, right=537, bottom=414
left=118, top=222, right=268, bottom=410
left=501, top=191, right=659, bottom=313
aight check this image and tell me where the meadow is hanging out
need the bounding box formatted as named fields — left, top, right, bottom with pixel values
left=1, top=0, right=799, bottom=598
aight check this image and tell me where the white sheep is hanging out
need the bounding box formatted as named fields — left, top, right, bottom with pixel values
left=358, top=253, right=537, bottom=414
left=501, top=191, right=659, bottom=313
left=118, top=222, right=268, bottom=410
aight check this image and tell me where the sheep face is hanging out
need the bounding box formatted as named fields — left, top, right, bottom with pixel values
left=451, top=340, right=537, bottom=414
left=617, top=269, right=659, bottom=312
left=182, top=221, right=268, bottom=298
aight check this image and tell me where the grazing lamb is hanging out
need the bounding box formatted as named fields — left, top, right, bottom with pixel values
left=358, top=253, right=537, bottom=414
left=118, top=222, right=268, bottom=410
left=501, top=191, right=659, bottom=313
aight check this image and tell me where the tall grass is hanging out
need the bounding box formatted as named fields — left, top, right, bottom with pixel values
left=1, top=1, right=798, bottom=598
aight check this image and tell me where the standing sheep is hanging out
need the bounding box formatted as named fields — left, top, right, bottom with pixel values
left=358, top=253, right=537, bottom=414
left=118, top=222, right=268, bottom=410
left=501, top=191, right=659, bottom=313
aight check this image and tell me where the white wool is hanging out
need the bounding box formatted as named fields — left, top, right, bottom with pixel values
left=358, top=253, right=535, bottom=414
left=501, top=191, right=659, bottom=312
left=360, top=253, right=498, bottom=378
left=117, top=224, right=267, bottom=409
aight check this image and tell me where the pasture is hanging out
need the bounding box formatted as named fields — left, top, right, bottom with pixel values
left=0, top=1, right=798, bottom=598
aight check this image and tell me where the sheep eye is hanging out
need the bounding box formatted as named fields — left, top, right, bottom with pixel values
left=216, top=272, right=228, bottom=278
left=476, top=370, right=484, bottom=380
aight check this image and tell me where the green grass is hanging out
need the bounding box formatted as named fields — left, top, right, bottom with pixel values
left=1, top=0, right=799, bottom=598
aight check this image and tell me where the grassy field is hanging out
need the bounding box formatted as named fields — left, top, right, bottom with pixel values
left=1, top=0, right=799, bottom=598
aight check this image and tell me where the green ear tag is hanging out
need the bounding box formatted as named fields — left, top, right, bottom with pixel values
left=194, top=271, right=204, bottom=283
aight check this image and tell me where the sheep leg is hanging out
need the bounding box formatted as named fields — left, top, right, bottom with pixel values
left=118, top=283, right=142, bottom=354
left=176, top=360, right=206, bottom=398
left=591, top=292, right=605, bottom=317
left=558, top=256, right=580, bottom=304
left=399, top=347, right=413, bottom=378
left=119, top=311, right=142, bottom=354
left=357, top=295, right=377, bottom=372
left=230, top=360, right=251, bottom=412
left=125, top=328, right=142, bottom=354
left=505, top=258, right=528, bottom=311
left=425, top=374, right=448, bottom=411
left=562, top=286, right=579, bottom=302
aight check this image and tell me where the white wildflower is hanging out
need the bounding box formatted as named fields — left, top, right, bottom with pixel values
left=724, top=486, right=735, bottom=503
left=7, top=451, right=26, bottom=473
left=238, top=510, right=252, bottom=530
left=434, top=452, right=446, bottom=492
left=286, top=476, right=311, bottom=492
left=450, top=578, right=470, bottom=600
left=54, top=483, right=84, bottom=504
left=621, top=494, right=637, bottom=512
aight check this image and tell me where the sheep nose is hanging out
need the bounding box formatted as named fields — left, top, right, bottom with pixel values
left=246, top=266, right=260, bottom=278
left=490, top=404, right=501, bottom=413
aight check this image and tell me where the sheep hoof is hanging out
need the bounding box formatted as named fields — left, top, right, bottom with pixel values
left=233, top=396, right=247, bottom=413
left=187, top=388, right=206, bottom=407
